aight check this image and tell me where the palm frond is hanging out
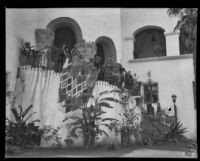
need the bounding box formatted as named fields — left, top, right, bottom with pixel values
left=97, top=128, right=109, bottom=138
left=70, top=120, right=83, bottom=126
left=29, top=119, right=40, bottom=124
left=63, top=116, right=69, bottom=122
left=95, top=110, right=106, bottom=116
left=68, top=116, right=82, bottom=120
left=99, top=90, right=110, bottom=96
left=10, top=108, right=20, bottom=122
left=101, top=118, right=118, bottom=122
left=101, top=123, right=113, bottom=131
left=174, top=20, right=185, bottom=32
left=98, top=102, right=114, bottom=108
left=167, top=8, right=184, bottom=17
left=88, top=105, right=101, bottom=111
left=23, top=112, right=36, bottom=124
left=18, top=105, right=23, bottom=119
left=22, top=105, right=33, bottom=119
left=99, top=97, right=122, bottom=104
left=70, top=126, right=83, bottom=138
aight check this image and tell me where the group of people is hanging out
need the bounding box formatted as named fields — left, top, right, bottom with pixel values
left=20, top=41, right=141, bottom=96
left=97, top=60, right=141, bottom=95
left=19, top=43, right=67, bottom=73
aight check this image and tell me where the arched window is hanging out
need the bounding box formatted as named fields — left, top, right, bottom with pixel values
left=95, top=36, right=117, bottom=65
left=133, top=26, right=166, bottom=59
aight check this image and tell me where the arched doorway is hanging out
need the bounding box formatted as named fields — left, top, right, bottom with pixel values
left=133, top=26, right=166, bottom=59
left=96, top=43, right=105, bottom=65
left=46, top=17, right=83, bottom=51
left=53, top=26, right=76, bottom=51
left=46, top=17, right=83, bottom=72
left=95, top=36, right=117, bottom=65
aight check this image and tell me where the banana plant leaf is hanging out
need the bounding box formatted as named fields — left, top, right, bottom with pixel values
left=10, top=108, right=20, bottom=122
left=101, top=118, right=118, bottom=122
left=101, top=123, right=112, bottom=130
left=22, top=105, right=33, bottom=119
left=18, top=105, right=23, bottom=119
left=63, top=116, right=70, bottom=122
left=99, top=97, right=122, bottom=104
left=95, top=111, right=106, bottom=116
left=70, top=126, right=83, bottom=138
left=29, top=119, right=40, bottom=124
left=99, top=89, right=121, bottom=96
left=70, top=120, right=83, bottom=126
left=98, top=102, right=114, bottom=109
left=96, top=128, right=109, bottom=138
left=23, top=112, right=37, bottom=124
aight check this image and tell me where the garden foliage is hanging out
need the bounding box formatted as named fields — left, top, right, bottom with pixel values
left=63, top=91, right=119, bottom=149
left=6, top=105, right=42, bottom=152
left=140, top=108, right=188, bottom=145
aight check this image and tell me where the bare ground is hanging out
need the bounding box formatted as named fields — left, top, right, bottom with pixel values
left=5, top=142, right=197, bottom=158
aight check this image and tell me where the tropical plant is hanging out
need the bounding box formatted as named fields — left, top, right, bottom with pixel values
left=167, top=8, right=197, bottom=83
left=41, top=125, right=62, bottom=147
left=164, top=120, right=188, bottom=143
left=139, top=104, right=188, bottom=146
left=118, top=107, right=141, bottom=146
left=63, top=91, right=119, bottom=149
left=19, top=41, right=36, bottom=66
left=139, top=109, right=172, bottom=145
left=5, top=105, right=42, bottom=151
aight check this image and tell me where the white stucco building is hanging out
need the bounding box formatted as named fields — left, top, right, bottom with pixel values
left=6, top=8, right=196, bottom=140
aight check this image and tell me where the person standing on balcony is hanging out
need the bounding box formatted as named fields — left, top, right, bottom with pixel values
left=39, top=45, right=49, bottom=70
left=104, top=61, right=113, bottom=84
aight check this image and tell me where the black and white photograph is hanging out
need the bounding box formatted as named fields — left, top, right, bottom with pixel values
left=5, top=6, right=198, bottom=158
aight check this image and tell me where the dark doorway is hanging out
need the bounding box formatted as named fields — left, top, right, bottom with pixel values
left=96, top=43, right=105, bottom=65
left=95, top=36, right=117, bottom=65
left=54, top=26, right=76, bottom=51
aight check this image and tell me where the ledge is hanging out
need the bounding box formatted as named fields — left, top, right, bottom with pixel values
left=164, top=31, right=180, bottom=36
left=128, top=54, right=193, bottom=63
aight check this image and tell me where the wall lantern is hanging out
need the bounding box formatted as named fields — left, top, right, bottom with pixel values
left=171, top=94, right=177, bottom=103
left=171, top=94, right=177, bottom=124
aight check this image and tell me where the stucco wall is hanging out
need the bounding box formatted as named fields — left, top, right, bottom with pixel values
left=123, top=56, right=196, bottom=139
left=6, top=9, right=38, bottom=91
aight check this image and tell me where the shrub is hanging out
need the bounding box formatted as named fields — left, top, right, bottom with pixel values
left=42, top=125, right=62, bottom=147
left=164, top=120, right=188, bottom=143
left=63, top=91, right=119, bottom=149
left=139, top=109, right=188, bottom=145
left=5, top=105, right=42, bottom=153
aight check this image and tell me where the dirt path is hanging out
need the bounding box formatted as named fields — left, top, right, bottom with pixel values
left=5, top=143, right=196, bottom=158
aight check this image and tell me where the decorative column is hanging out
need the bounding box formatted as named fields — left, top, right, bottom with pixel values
left=35, top=29, right=55, bottom=51
left=35, top=29, right=55, bottom=69
left=164, top=31, right=180, bottom=56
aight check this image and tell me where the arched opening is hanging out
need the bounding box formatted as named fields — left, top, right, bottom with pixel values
left=95, top=36, right=117, bottom=65
left=96, top=43, right=105, bottom=65
left=133, top=26, right=166, bottom=59
left=46, top=17, right=83, bottom=72
left=53, top=26, right=76, bottom=51
left=46, top=17, right=83, bottom=50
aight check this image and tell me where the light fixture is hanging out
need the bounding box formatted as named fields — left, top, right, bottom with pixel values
left=171, top=94, right=177, bottom=103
